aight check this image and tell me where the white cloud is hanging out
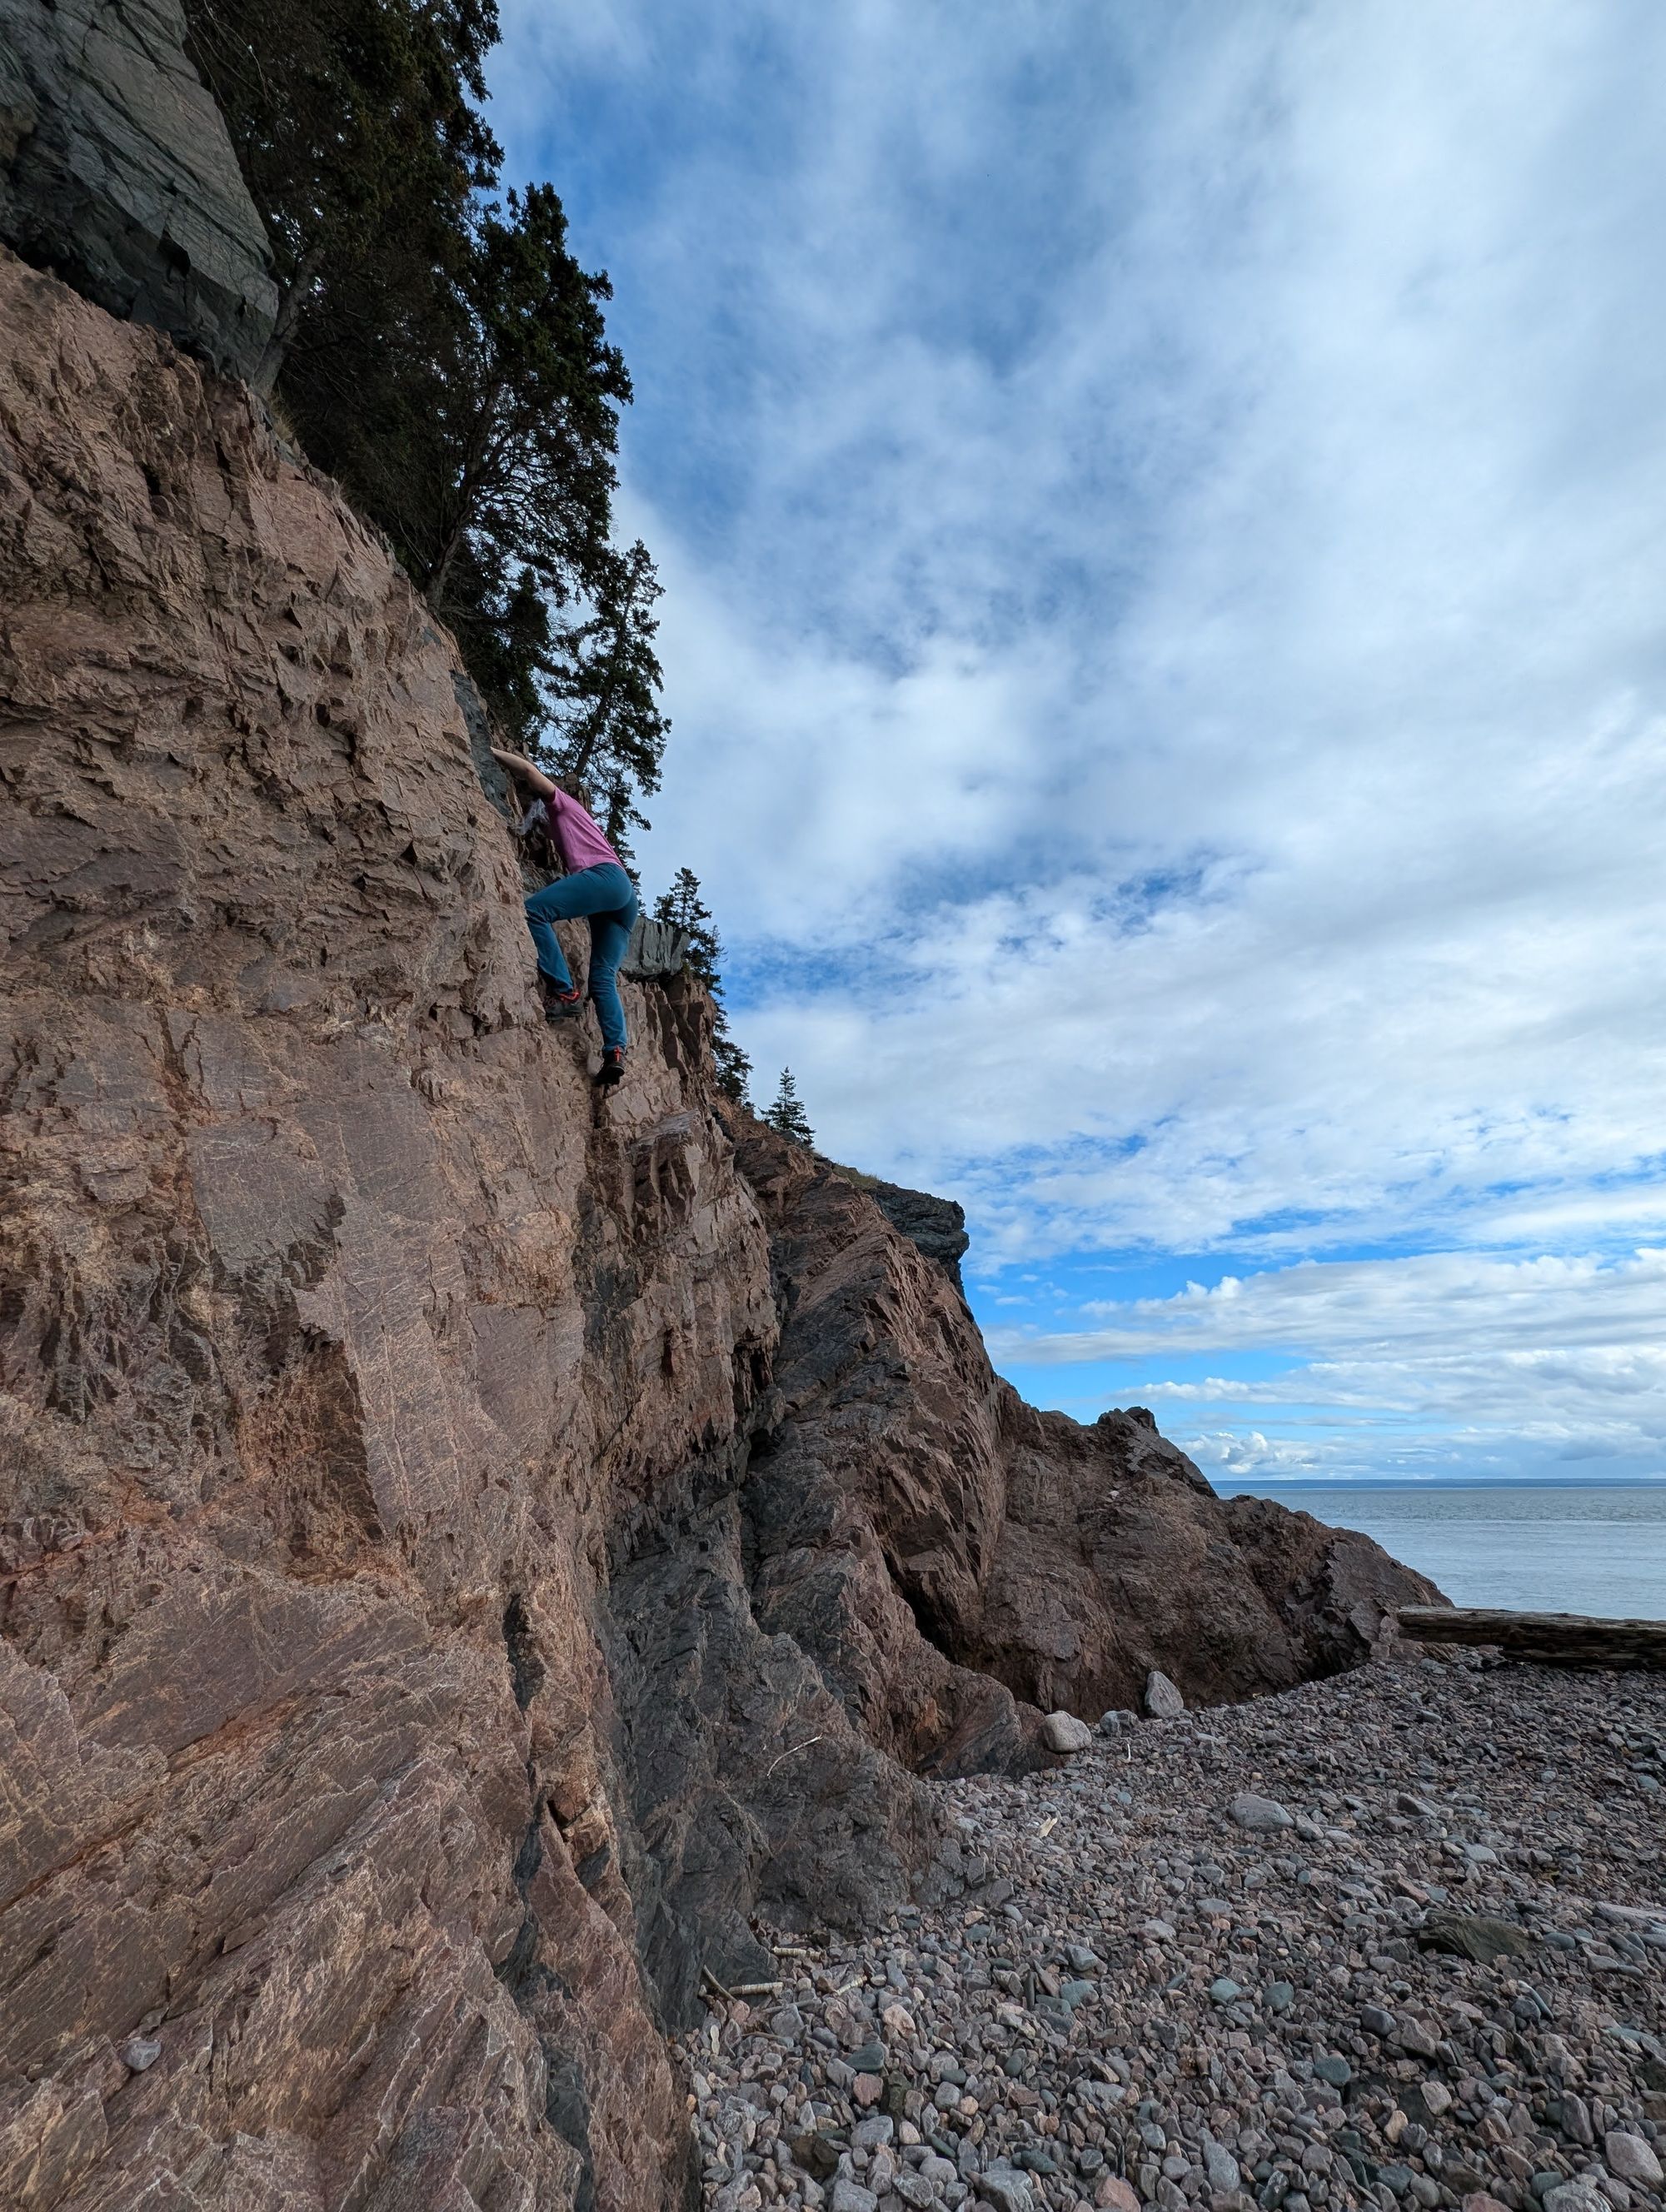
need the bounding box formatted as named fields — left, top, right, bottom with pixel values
left=996, top=1246, right=1666, bottom=1361
left=491, top=2, right=1666, bottom=1478
left=1185, top=1432, right=1329, bottom=1480
left=993, top=1247, right=1666, bottom=1478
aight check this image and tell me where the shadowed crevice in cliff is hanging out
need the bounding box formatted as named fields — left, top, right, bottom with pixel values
left=495, top=1902, right=600, bottom=2212
left=504, top=1594, right=547, bottom=1711
left=596, top=1443, right=962, bottom=2036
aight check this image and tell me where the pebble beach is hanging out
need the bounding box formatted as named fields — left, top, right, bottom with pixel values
left=687, top=1652, right=1665, bottom=2212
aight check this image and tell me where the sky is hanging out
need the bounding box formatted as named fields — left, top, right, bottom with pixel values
left=489, top=1, right=1666, bottom=1486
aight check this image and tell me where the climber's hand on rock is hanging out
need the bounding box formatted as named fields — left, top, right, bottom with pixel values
left=491, top=746, right=556, bottom=798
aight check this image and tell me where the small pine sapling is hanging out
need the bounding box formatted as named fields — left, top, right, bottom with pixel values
left=764, top=1069, right=814, bottom=1147
left=653, top=866, right=752, bottom=1105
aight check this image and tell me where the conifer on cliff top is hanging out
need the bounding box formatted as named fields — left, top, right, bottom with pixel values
left=186, top=0, right=667, bottom=832
left=654, top=869, right=752, bottom=1106
left=765, top=1069, right=814, bottom=1148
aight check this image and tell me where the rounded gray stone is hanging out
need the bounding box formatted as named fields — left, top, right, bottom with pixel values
left=1604, top=2133, right=1664, bottom=2187
left=1144, top=1670, right=1186, bottom=1718
left=1230, top=1791, right=1294, bottom=1831
left=1041, top=1710, right=1094, bottom=1753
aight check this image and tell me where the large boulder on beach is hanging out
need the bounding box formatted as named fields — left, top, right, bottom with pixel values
left=1041, top=1711, right=1094, bottom=1753
left=1229, top=1789, right=1294, bottom=1831
left=1145, top=1669, right=1187, bottom=1717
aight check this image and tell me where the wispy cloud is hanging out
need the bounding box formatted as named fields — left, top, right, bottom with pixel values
left=1001, top=1248, right=1666, bottom=1363
left=992, top=1247, right=1666, bottom=1478
left=492, top=2, right=1666, bottom=1479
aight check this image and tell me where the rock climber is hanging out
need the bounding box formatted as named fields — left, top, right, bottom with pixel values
left=489, top=746, right=637, bottom=1087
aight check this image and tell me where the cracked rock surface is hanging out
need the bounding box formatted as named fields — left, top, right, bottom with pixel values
left=0, top=0, right=277, bottom=378
left=1, top=253, right=1441, bottom=2210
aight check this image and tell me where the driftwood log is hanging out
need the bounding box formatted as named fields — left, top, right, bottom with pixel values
left=1399, top=1606, right=1666, bottom=1671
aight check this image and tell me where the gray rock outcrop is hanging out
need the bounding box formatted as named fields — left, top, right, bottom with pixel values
left=621, top=913, right=686, bottom=979
left=850, top=1172, right=971, bottom=1284
left=0, top=0, right=277, bottom=378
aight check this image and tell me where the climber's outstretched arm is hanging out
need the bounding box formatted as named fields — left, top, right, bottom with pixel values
left=490, top=745, right=556, bottom=800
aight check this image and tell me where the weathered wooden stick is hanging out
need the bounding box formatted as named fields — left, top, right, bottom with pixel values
left=1398, top=1605, right=1666, bottom=1671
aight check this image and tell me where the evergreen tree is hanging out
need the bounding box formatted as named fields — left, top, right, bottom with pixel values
left=187, top=0, right=671, bottom=836
left=451, top=563, right=553, bottom=745
left=418, top=184, right=628, bottom=620
left=764, top=1069, right=814, bottom=1147
left=654, top=868, right=752, bottom=1104
left=550, top=539, right=670, bottom=797
left=596, top=772, right=645, bottom=883
left=185, top=0, right=499, bottom=396
left=655, top=866, right=722, bottom=972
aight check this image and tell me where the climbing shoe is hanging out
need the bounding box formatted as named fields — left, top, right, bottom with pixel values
left=595, top=1047, right=626, bottom=1087
left=541, top=977, right=581, bottom=1022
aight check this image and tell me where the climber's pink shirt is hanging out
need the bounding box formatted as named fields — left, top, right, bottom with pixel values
left=545, top=788, right=624, bottom=874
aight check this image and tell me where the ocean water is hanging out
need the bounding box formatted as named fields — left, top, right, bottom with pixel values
left=1222, top=1482, right=1666, bottom=1620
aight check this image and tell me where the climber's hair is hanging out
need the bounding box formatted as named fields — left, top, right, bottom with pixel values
left=553, top=772, right=594, bottom=813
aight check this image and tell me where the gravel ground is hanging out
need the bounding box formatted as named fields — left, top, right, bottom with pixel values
left=683, top=1652, right=1665, bottom=2212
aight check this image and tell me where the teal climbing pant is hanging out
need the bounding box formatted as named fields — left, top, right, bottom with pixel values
left=526, top=862, right=638, bottom=1053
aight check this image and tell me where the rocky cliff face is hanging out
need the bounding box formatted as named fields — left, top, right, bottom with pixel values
left=737, top=1139, right=1438, bottom=1755
left=838, top=1167, right=971, bottom=1286
left=0, top=252, right=1440, bottom=2212
left=0, top=0, right=277, bottom=381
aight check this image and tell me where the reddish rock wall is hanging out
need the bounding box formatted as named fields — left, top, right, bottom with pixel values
left=0, top=252, right=1439, bottom=2212
left=0, top=247, right=886, bottom=2211
left=738, top=1125, right=1442, bottom=1751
